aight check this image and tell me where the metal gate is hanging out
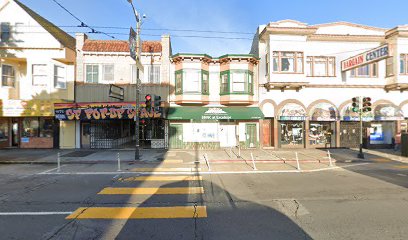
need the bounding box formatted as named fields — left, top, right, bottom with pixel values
left=89, top=120, right=134, bottom=149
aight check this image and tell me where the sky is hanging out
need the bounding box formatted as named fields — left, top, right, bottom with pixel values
left=16, top=0, right=408, bottom=56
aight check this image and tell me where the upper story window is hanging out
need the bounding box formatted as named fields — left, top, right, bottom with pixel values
left=220, top=70, right=253, bottom=95
left=350, top=63, right=377, bottom=78
left=265, top=53, right=269, bottom=76
left=1, top=64, right=15, bottom=87
left=54, top=65, right=66, bottom=89
left=102, top=64, right=114, bottom=82
left=85, top=64, right=114, bottom=83
left=32, top=64, right=48, bottom=86
left=147, top=65, right=160, bottom=83
left=86, top=64, right=98, bottom=83
left=306, top=56, right=335, bottom=77
left=400, top=54, right=408, bottom=75
left=1, top=22, right=11, bottom=42
left=174, top=69, right=209, bottom=95
left=273, top=51, right=303, bottom=73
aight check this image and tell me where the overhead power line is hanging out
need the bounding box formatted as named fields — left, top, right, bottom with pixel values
left=49, top=0, right=116, bottom=39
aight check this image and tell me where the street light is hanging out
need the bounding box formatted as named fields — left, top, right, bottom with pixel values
left=127, top=0, right=145, bottom=160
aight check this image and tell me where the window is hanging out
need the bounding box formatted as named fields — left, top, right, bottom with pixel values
left=32, top=64, right=48, bottom=86
left=400, top=54, right=408, bottom=75
left=183, top=69, right=201, bottom=93
left=306, top=56, right=336, bottom=77
left=220, top=72, right=229, bottom=94
left=202, top=70, right=209, bottom=95
left=265, top=53, right=269, bottom=75
left=147, top=65, right=160, bottom=83
left=220, top=70, right=253, bottom=95
left=0, top=119, right=8, bottom=142
left=54, top=65, right=66, bottom=89
left=102, top=64, right=114, bottom=82
left=175, top=69, right=209, bottom=95
left=131, top=64, right=140, bottom=84
left=22, top=117, right=54, bottom=138
left=273, top=51, right=303, bottom=73
left=85, top=64, right=99, bottom=83
left=1, top=64, right=15, bottom=87
left=350, top=63, right=377, bottom=77
left=175, top=70, right=182, bottom=94
left=1, top=22, right=10, bottom=42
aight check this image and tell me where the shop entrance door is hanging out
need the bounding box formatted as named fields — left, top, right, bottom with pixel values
left=81, top=122, right=90, bottom=148
left=246, top=124, right=257, bottom=148
left=169, top=124, right=183, bottom=149
left=11, top=119, right=19, bottom=147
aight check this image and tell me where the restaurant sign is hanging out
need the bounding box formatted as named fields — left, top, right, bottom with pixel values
left=341, top=44, right=389, bottom=71
left=54, top=102, right=161, bottom=121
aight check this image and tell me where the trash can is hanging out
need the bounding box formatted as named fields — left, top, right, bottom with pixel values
left=402, top=133, right=408, bottom=157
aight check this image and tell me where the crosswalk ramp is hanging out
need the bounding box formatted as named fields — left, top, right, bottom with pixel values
left=66, top=171, right=207, bottom=220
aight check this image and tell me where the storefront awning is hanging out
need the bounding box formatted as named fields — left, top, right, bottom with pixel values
left=167, top=107, right=264, bottom=120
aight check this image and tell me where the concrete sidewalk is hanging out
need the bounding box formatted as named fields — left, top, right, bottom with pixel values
left=0, top=147, right=406, bottom=165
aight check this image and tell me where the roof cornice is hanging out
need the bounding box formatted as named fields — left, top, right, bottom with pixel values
left=308, top=34, right=385, bottom=42
left=259, top=26, right=318, bottom=41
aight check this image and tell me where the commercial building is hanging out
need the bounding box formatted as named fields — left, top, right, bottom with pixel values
left=167, top=54, right=263, bottom=149
left=0, top=0, right=75, bottom=149
left=253, top=20, right=408, bottom=149
left=55, top=33, right=172, bottom=149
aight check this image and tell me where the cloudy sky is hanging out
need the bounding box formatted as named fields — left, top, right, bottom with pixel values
left=15, top=0, right=408, bottom=56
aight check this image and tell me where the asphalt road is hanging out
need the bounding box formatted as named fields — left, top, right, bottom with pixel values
left=0, top=159, right=407, bottom=240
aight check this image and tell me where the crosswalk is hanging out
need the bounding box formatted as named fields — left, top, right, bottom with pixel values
left=66, top=166, right=207, bottom=220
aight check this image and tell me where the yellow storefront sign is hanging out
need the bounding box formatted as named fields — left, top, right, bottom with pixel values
left=0, top=99, right=66, bottom=117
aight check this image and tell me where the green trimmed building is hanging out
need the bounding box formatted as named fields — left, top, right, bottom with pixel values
left=168, top=53, right=264, bottom=149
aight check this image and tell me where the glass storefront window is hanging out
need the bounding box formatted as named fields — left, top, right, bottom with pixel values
left=22, top=117, right=53, bottom=138
left=309, top=122, right=334, bottom=147
left=0, top=119, right=8, bottom=142
left=280, top=122, right=304, bottom=146
left=40, top=118, right=54, bottom=137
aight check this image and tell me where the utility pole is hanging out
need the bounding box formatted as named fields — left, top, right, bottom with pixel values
left=127, top=0, right=144, bottom=160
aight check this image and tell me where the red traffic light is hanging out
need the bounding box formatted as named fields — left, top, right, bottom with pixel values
left=145, top=94, right=151, bottom=101
left=363, top=97, right=371, bottom=102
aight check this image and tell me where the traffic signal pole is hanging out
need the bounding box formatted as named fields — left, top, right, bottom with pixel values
left=358, top=97, right=365, bottom=159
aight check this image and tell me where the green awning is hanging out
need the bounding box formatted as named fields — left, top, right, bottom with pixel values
left=167, top=107, right=264, bottom=120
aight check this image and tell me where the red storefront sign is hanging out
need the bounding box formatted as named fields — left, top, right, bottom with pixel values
left=341, top=44, right=389, bottom=71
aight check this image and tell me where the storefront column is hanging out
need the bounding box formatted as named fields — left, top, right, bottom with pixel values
left=273, top=118, right=279, bottom=148
left=336, top=121, right=341, bottom=148
left=259, top=119, right=264, bottom=148
left=305, top=119, right=310, bottom=148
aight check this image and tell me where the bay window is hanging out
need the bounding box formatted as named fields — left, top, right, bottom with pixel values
left=306, top=56, right=335, bottom=77
left=1, top=64, right=15, bottom=87
left=220, top=70, right=253, bottom=95
left=350, top=63, right=377, bottom=77
left=273, top=51, right=303, bottom=73
left=400, top=54, right=408, bottom=74
left=175, top=69, right=209, bottom=95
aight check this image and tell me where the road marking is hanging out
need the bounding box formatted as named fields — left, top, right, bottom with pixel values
left=396, top=173, right=407, bottom=177
left=0, top=211, right=73, bottom=216
left=394, top=165, right=408, bottom=169
left=37, top=166, right=66, bottom=174
left=372, top=158, right=392, bottom=163
left=119, top=176, right=203, bottom=182
left=38, top=163, right=369, bottom=175
left=162, top=160, right=183, bottom=164
left=98, top=187, right=204, bottom=195
left=66, top=206, right=207, bottom=219
left=130, top=167, right=201, bottom=172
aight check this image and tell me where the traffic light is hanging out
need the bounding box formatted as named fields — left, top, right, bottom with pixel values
left=352, top=97, right=360, bottom=112
left=362, top=97, right=372, bottom=112
left=145, top=94, right=152, bottom=110
left=153, top=95, right=161, bottom=112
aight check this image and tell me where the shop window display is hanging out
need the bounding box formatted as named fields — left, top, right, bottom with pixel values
left=309, top=122, right=333, bottom=147
left=280, top=122, right=304, bottom=146
left=22, top=117, right=53, bottom=138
